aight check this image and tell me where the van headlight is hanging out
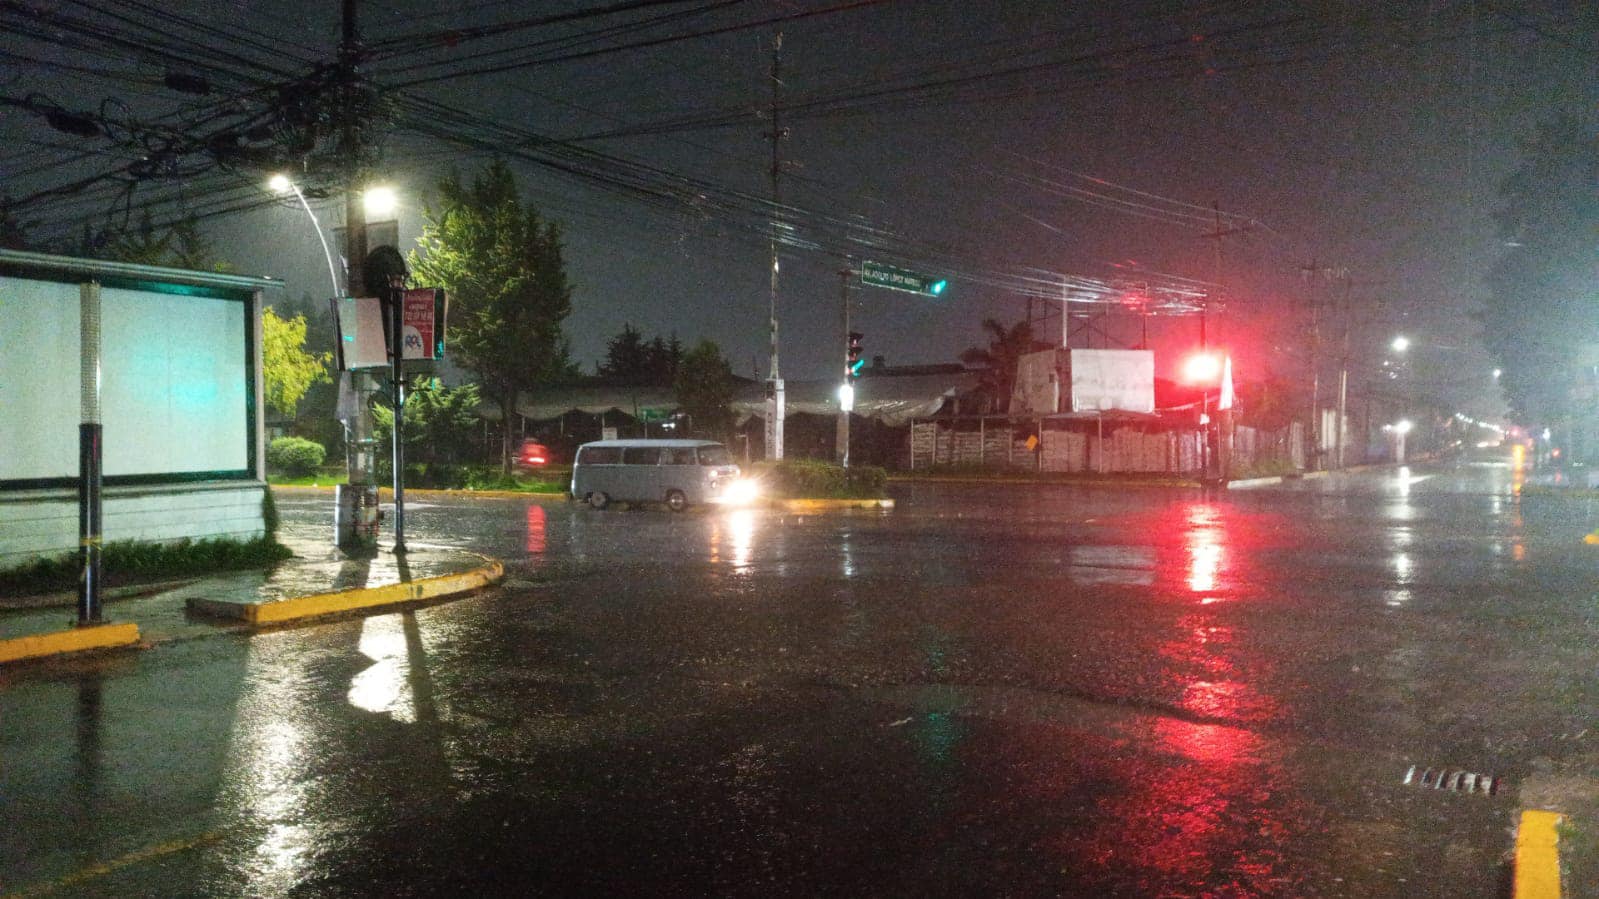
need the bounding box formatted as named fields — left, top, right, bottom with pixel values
left=722, top=478, right=760, bottom=506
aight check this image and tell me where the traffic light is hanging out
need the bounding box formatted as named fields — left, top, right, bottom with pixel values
left=1182, top=351, right=1222, bottom=384
left=847, top=331, right=865, bottom=377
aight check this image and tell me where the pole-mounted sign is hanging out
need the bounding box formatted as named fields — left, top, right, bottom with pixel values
left=860, top=260, right=948, bottom=297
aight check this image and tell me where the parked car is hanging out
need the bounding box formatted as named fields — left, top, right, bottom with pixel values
left=514, top=439, right=551, bottom=471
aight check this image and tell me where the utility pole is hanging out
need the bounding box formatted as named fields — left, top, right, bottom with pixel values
left=1301, top=260, right=1329, bottom=470
left=333, top=0, right=378, bottom=549
left=763, top=32, right=786, bottom=460
left=1335, top=273, right=1352, bottom=469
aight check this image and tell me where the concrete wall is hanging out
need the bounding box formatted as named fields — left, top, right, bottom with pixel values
left=0, top=482, right=267, bottom=568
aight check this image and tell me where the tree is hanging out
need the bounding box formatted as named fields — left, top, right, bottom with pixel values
left=1481, top=116, right=1599, bottom=427
left=675, top=340, right=736, bottom=440
left=410, top=160, right=575, bottom=472
left=0, top=199, right=31, bottom=250
left=597, top=325, right=682, bottom=386
left=373, top=379, right=483, bottom=466
left=261, top=307, right=331, bottom=419
left=597, top=324, right=649, bottom=384
left=104, top=212, right=232, bottom=271
left=959, top=318, right=1048, bottom=413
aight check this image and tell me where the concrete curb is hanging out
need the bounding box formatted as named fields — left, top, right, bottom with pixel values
left=187, top=556, right=505, bottom=625
left=1515, top=810, right=1564, bottom=899
left=776, top=497, right=895, bottom=512
left=0, top=621, right=142, bottom=665
left=887, top=475, right=1200, bottom=488
left=1226, top=476, right=1285, bottom=489
left=271, top=483, right=572, bottom=502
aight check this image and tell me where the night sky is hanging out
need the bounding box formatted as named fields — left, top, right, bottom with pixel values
left=4, top=1, right=1595, bottom=418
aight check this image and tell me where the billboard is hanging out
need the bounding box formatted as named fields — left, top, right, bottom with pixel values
left=1070, top=349, right=1154, bottom=413
left=1011, top=349, right=1061, bottom=414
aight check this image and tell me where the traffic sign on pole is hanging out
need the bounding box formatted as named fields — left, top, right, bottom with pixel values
left=860, top=261, right=948, bottom=297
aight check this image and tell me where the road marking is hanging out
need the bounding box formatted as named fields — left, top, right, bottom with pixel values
left=7, top=831, right=223, bottom=897
left=1514, top=809, right=1563, bottom=899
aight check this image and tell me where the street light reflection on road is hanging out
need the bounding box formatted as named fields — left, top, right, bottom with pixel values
left=348, top=614, right=417, bottom=722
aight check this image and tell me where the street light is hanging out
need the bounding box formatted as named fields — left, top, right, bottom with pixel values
left=1391, top=335, right=1410, bottom=353
left=269, top=174, right=341, bottom=298
left=363, top=185, right=398, bottom=219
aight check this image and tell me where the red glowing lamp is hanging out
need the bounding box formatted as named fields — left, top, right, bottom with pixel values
left=1183, top=352, right=1222, bottom=384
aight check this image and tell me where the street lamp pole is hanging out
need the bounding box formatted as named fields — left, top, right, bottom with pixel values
left=270, top=176, right=340, bottom=299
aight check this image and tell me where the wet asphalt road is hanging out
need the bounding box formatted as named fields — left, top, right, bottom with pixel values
left=6, top=457, right=1599, bottom=896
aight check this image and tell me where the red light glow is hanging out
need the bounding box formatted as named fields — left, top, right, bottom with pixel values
left=1183, top=353, right=1221, bottom=384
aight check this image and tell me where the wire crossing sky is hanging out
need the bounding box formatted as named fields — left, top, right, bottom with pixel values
left=2, top=0, right=1593, bottom=413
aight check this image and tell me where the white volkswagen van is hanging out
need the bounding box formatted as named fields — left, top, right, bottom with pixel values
left=570, top=439, right=753, bottom=511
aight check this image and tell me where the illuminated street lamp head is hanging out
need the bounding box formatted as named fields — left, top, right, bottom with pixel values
left=1395, top=419, right=1414, bottom=435
left=1391, top=335, right=1410, bottom=353
left=268, top=174, right=292, bottom=194
left=363, top=185, right=398, bottom=218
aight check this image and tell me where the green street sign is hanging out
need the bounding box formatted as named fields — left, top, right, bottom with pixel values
left=860, top=261, right=948, bottom=298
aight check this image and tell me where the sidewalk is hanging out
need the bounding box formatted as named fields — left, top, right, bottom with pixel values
left=0, top=530, right=503, bottom=663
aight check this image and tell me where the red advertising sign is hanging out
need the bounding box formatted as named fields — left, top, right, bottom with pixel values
left=401, top=288, right=445, bottom=361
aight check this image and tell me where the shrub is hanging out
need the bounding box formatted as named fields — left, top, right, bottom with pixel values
left=748, top=459, right=888, bottom=498
left=267, top=436, right=326, bottom=476
left=0, top=536, right=293, bottom=596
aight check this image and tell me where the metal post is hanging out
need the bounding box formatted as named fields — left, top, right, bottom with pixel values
left=77, top=281, right=103, bottom=625
left=389, top=282, right=407, bottom=553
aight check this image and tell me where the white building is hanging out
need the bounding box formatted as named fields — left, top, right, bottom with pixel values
left=0, top=249, right=280, bottom=569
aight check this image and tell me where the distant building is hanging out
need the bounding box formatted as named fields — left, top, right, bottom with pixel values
left=0, top=249, right=280, bottom=568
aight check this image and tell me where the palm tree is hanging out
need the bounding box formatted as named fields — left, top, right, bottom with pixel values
left=959, top=318, right=1048, bottom=413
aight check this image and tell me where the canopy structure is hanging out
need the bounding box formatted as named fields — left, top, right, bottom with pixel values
left=513, top=386, right=678, bottom=423
left=730, top=371, right=982, bottom=427
left=511, top=370, right=981, bottom=429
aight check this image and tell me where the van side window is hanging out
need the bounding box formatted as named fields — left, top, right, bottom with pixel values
left=666, top=447, right=696, bottom=465
left=579, top=446, right=621, bottom=464
left=622, top=447, right=662, bottom=465
left=697, top=445, right=733, bottom=466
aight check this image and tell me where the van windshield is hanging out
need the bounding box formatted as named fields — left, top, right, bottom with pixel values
left=697, top=445, right=733, bottom=466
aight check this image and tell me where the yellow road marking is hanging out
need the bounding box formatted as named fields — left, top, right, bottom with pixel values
left=5, top=831, right=223, bottom=897
left=1515, top=809, right=1563, bottom=899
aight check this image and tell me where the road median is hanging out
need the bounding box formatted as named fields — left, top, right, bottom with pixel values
left=0, top=621, right=142, bottom=664
left=187, top=555, right=504, bottom=625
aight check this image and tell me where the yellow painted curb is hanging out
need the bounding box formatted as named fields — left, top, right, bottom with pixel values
left=1515, top=809, right=1563, bottom=899
left=0, top=621, right=141, bottom=664
left=778, top=498, right=895, bottom=513
left=190, top=559, right=504, bottom=625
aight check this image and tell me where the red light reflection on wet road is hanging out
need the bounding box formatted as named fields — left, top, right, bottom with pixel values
left=1183, top=503, right=1225, bottom=596
left=526, top=504, right=546, bottom=554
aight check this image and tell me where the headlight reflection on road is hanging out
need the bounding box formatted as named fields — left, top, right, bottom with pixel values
left=711, top=507, right=757, bottom=570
